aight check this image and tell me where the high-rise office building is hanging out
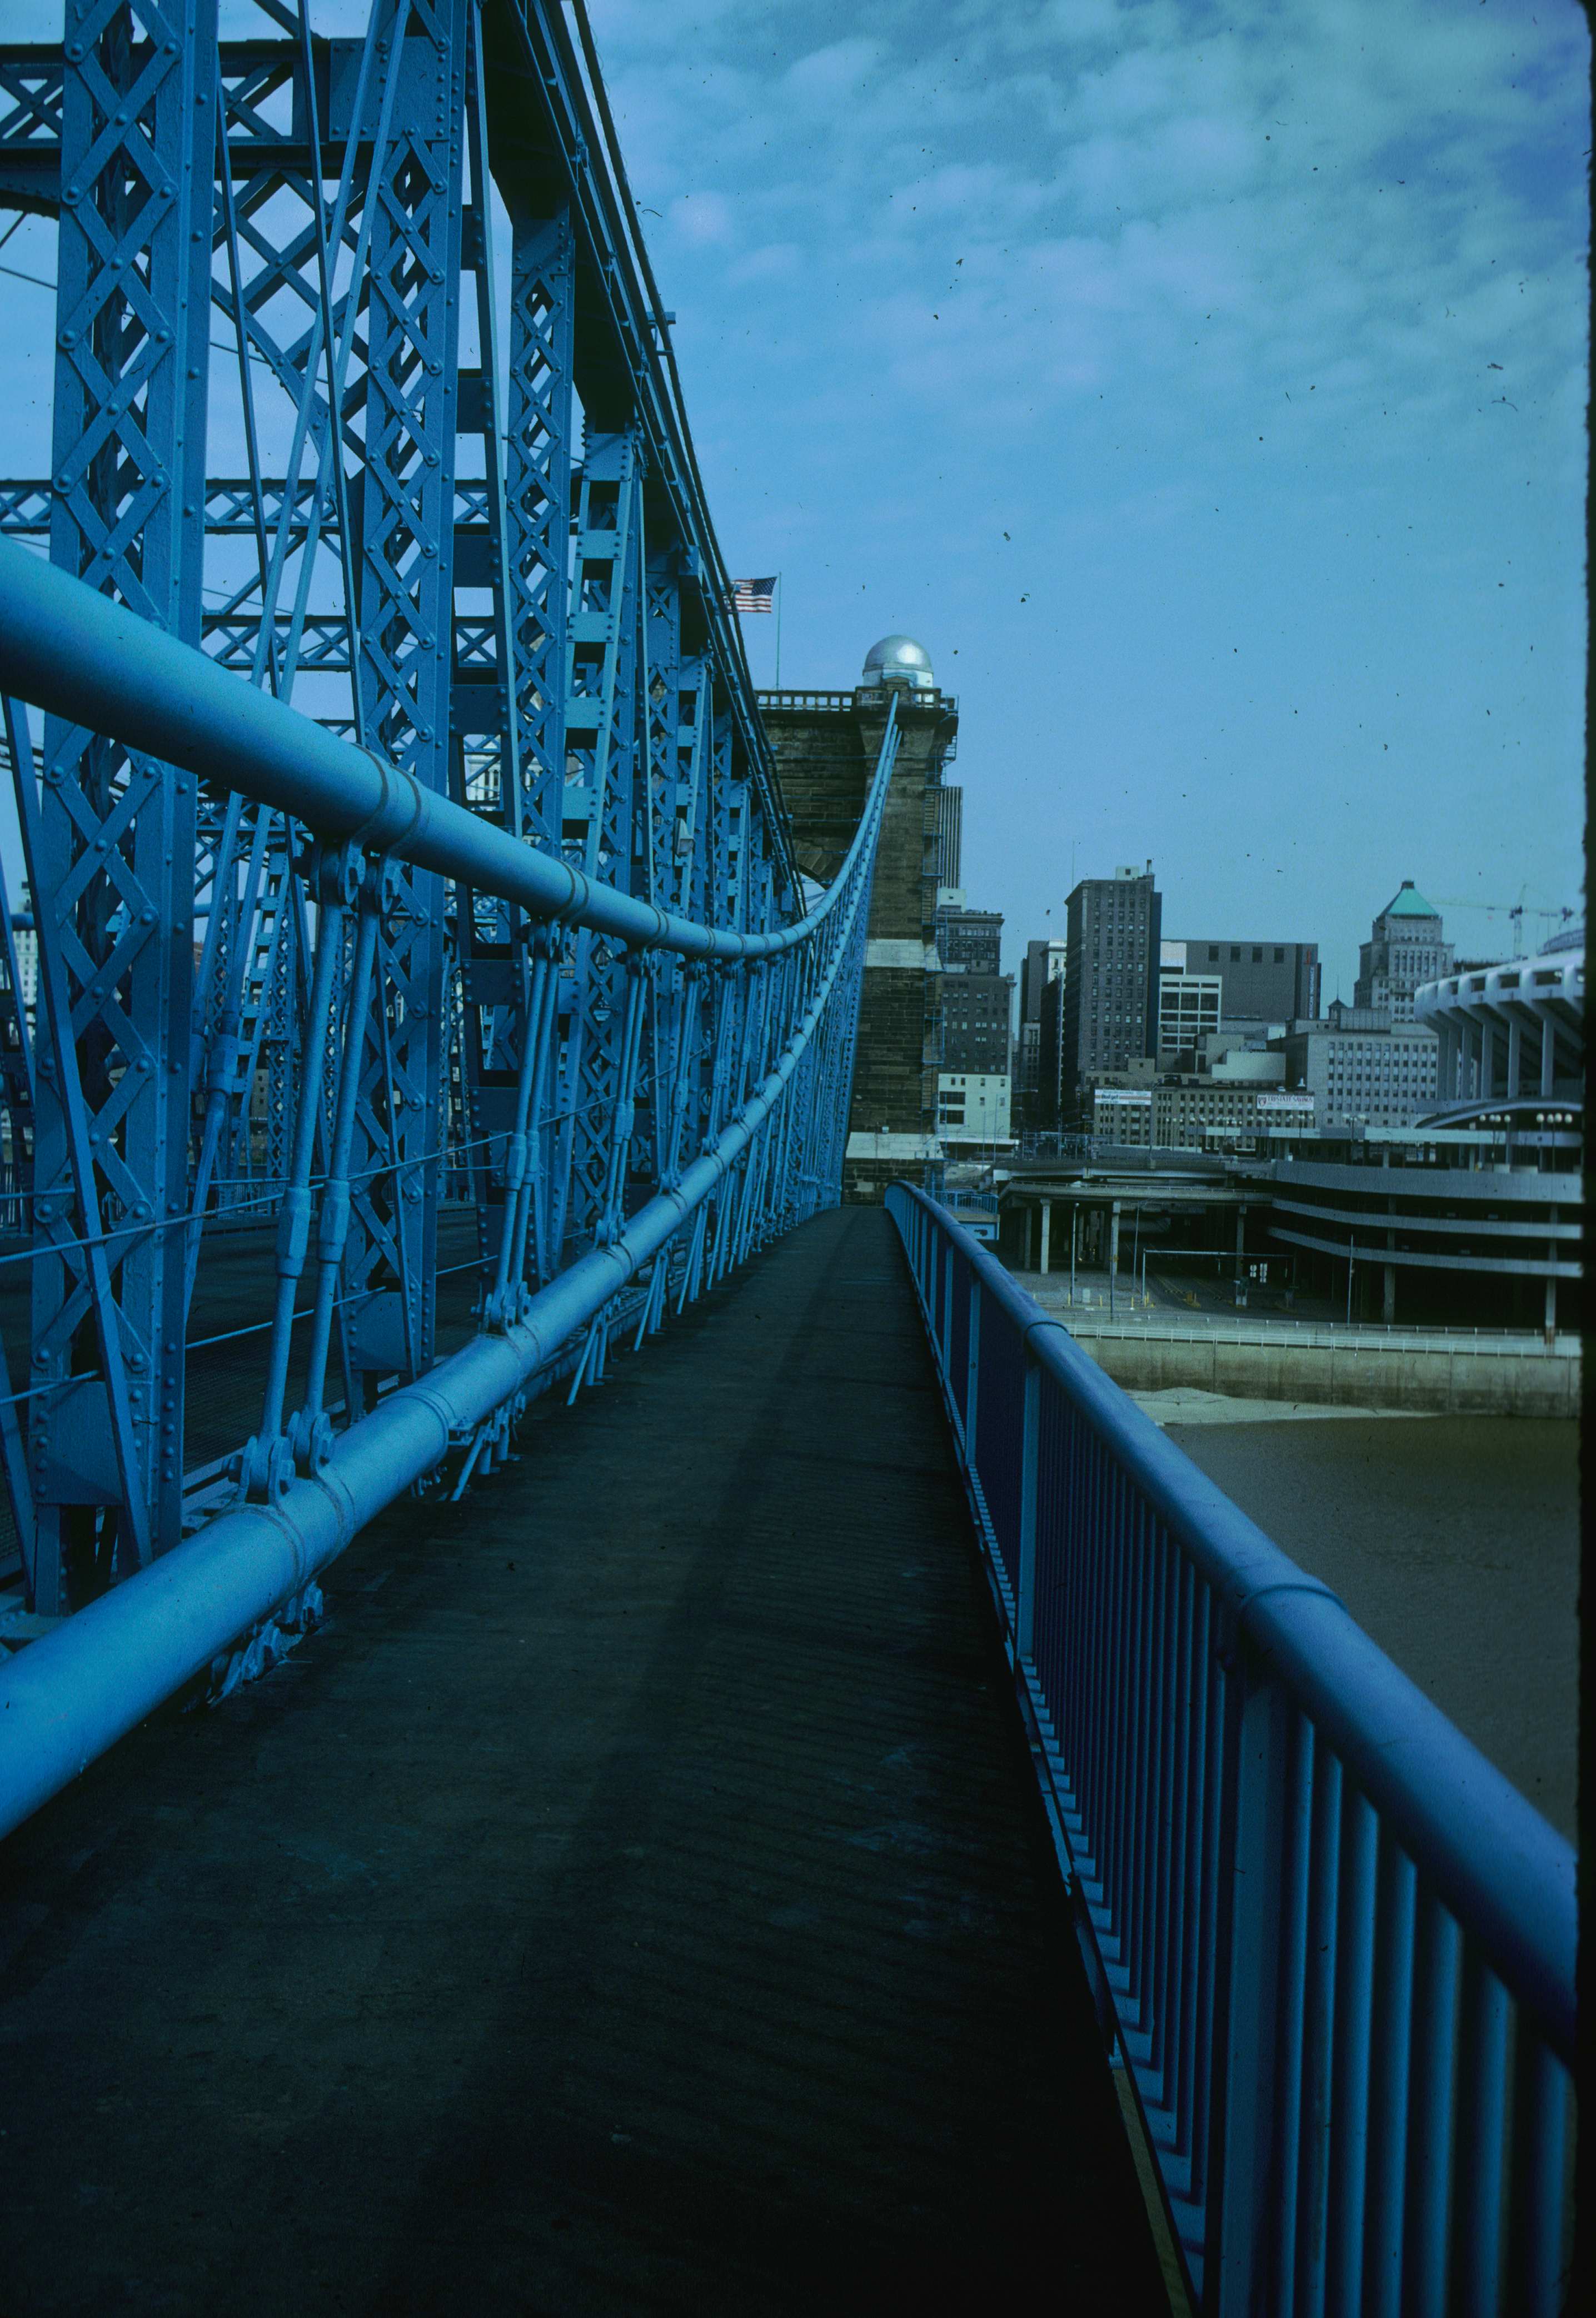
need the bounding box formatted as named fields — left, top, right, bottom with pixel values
left=1281, top=1003, right=1440, bottom=1128
left=1058, top=865, right=1162, bottom=1116
left=1156, top=965, right=1223, bottom=1059
left=1354, top=884, right=1453, bottom=1021
left=935, top=904, right=1003, bottom=976
left=935, top=902, right=1011, bottom=1075
left=1170, top=936, right=1321, bottom=1028
left=1018, top=937, right=1067, bottom=1118
left=932, top=785, right=964, bottom=890
left=1038, top=975, right=1066, bottom=1125
left=940, top=967, right=1013, bottom=1073
left=1020, top=936, right=1068, bottom=1026
left=935, top=1070, right=1012, bottom=1146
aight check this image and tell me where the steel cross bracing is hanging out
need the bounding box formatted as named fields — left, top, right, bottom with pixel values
left=0, top=0, right=870, bottom=1813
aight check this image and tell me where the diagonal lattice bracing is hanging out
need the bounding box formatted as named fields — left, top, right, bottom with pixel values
left=0, top=0, right=873, bottom=1766
left=26, top=0, right=219, bottom=1606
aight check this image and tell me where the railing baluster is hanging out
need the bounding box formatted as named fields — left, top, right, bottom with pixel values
left=1176, top=1578, right=1212, bottom=2182
left=1362, top=1835, right=1417, bottom=2318
left=1454, top=1956, right=1510, bottom=2317
left=1015, top=1354, right=1039, bottom=1658
left=1129, top=1499, right=1158, bottom=2034
left=1296, top=1747, right=1343, bottom=2318
left=884, top=1183, right=1574, bottom=2318
left=1209, top=1658, right=1289, bottom=2317
left=1147, top=1526, right=1178, bottom=2101
left=1327, top=1784, right=1379, bottom=2316
left=1403, top=1893, right=1462, bottom=2318
left=1161, top=1553, right=1196, bottom=2161
left=1508, top=2035, right=1569, bottom=2317
left=1189, top=1623, right=1226, bottom=2229
left=965, top=1274, right=980, bottom=1468
left=1270, top=1711, right=1316, bottom=2318
left=1106, top=1460, right=1134, bottom=1926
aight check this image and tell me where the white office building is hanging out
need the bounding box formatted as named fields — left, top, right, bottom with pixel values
left=936, top=1071, right=1012, bottom=1146
left=1157, top=966, right=1223, bottom=1059
left=1280, top=1004, right=1439, bottom=1130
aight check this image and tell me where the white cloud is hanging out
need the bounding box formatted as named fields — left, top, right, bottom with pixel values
left=727, top=242, right=805, bottom=285
left=669, top=191, right=736, bottom=246
left=620, top=7, right=1582, bottom=532
left=782, top=36, right=887, bottom=102
left=596, top=0, right=1585, bottom=978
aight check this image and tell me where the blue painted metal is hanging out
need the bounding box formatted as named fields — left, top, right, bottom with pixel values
left=886, top=1183, right=1575, bottom=2318
left=338, top=0, right=467, bottom=1404
left=25, top=0, right=221, bottom=1608
left=0, top=541, right=823, bottom=967
left=0, top=0, right=882, bottom=1814
left=0, top=667, right=896, bottom=1832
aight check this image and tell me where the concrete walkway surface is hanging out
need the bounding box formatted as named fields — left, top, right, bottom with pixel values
left=0, top=1207, right=1167, bottom=2316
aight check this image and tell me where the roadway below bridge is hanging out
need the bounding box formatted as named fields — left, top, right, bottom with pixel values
left=0, top=1209, right=1168, bottom=2316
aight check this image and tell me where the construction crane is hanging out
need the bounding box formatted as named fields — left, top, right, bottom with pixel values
left=1432, top=895, right=1576, bottom=958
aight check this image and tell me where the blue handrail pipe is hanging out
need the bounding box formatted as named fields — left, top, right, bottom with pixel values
left=887, top=1183, right=1574, bottom=2317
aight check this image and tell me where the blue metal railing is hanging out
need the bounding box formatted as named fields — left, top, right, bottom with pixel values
left=887, top=1183, right=1575, bottom=2317
left=940, top=1188, right=999, bottom=1239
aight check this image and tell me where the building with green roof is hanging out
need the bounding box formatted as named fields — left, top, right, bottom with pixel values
left=1381, top=881, right=1441, bottom=918
left=1355, top=881, right=1454, bottom=1021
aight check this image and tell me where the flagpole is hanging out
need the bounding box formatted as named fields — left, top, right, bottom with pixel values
left=775, top=574, right=782, bottom=691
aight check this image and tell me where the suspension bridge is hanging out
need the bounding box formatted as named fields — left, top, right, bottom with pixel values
left=0, top=6, right=1576, bottom=2313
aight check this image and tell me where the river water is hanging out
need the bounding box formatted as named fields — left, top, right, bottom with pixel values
left=1165, top=1415, right=1579, bottom=1842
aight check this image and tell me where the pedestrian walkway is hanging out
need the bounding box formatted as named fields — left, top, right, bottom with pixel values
left=0, top=1207, right=1167, bottom=2315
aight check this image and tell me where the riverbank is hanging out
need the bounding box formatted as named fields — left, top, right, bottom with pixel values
left=1007, top=1269, right=1580, bottom=1415
left=1076, top=1324, right=1577, bottom=1415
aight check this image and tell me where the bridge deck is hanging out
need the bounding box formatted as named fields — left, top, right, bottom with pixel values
left=0, top=1208, right=1166, bottom=2315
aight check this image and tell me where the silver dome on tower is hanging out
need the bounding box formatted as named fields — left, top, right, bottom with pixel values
left=860, top=634, right=936, bottom=692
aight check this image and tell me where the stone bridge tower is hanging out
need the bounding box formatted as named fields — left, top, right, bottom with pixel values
left=761, top=638, right=959, bottom=1202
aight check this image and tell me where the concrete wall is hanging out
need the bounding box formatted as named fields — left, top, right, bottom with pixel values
left=1068, top=1329, right=1580, bottom=1416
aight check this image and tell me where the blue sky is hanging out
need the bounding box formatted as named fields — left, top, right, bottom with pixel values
left=588, top=0, right=1588, bottom=993
left=0, top=1, right=1585, bottom=995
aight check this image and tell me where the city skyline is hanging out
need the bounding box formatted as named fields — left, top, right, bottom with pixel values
left=996, top=860, right=1564, bottom=1009
left=951, top=868, right=1508, bottom=1036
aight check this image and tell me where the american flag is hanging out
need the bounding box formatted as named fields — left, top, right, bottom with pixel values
left=727, top=575, right=777, bottom=614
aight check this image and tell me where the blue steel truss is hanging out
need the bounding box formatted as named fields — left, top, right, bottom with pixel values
left=0, top=2, right=883, bottom=1818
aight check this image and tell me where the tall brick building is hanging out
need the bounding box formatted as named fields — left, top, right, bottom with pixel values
left=935, top=902, right=1012, bottom=1076
left=1058, top=865, right=1163, bottom=1121
left=760, top=635, right=959, bottom=1201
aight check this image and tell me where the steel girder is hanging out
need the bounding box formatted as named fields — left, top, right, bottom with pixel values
left=20, top=0, right=221, bottom=1609
left=0, top=0, right=859, bottom=1736
left=0, top=535, right=897, bottom=1833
